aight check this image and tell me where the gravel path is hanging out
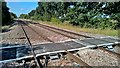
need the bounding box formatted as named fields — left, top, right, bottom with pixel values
left=77, top=49, right=119, bottom=66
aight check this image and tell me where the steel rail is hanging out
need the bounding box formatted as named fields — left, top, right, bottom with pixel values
left=36, top=24, right=77, bottom=39
left=24, top=23, right=54, bottom=42
left=20, top=20, right=119, bottom=66
left=77, top=38, right=120, bottom=57
left=38, top=23, right=91, bottom=38
left=98, top=47, right=120, bottom=58
left=1, top=20, right=119, bottom=67
left=39, top=23, right=91, bottom=38
left=20, top=23, right=42, bottom=68
left=27, top=20, right=91, bottom=38
left=23, top=21, right=90, bottom=67
left=21, top=21, right=56, bottom=68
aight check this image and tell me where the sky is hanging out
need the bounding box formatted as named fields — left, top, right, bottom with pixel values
left=5, top=0, right=38, bottom=2
left=7, top=2, right=38, bottom=17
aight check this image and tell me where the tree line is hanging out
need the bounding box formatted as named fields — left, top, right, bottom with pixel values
left=2, top=2, right=17, bottom=26
left=19, top=2, right=120, bottom=29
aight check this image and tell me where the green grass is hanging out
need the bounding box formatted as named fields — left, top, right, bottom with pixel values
left=2, top=25, right=10, bottom=32
left=33, top=20, right=118, bottom=37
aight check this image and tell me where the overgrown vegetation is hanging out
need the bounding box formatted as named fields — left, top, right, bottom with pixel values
left=19, top=2, right=120, bottom=30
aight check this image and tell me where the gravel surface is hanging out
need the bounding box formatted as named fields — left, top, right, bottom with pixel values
left=47, top=58, right=73, bottom=66
left=1, top=22, right=71, bottom=45
left=29, top=24, right=70, bottom=43
left=77, top=49, right=119, bottom=66
left=21, top=25, right=47, bottom=45
left=1, top=25, right=27, bottom=45
left=37, top=23, right=87, bottom=40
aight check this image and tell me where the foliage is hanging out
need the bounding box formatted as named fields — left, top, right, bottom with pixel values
left=2, top=2, right=17, bottom=25
left=10, top=12, right=17, bottom=19
left=19, top=14, right=30, bottom=19
left=2, top=2, right=11, bottom=25
left=2, top=25, right=10, bottom=32
left=20, top=2, right=120, bottom=30
left=51, top=17, right=60, bottom=24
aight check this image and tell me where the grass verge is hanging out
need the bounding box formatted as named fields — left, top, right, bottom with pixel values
left=2, top=26, right=10, bottom=32
left=33, top=20, right=118, bottom=37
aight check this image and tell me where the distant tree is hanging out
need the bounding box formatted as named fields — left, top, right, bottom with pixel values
left=19, top=14, right=30, bottom=19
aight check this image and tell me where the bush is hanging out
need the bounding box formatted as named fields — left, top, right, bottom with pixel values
left=2, top=26, right=10, bottom=32
left=51, top=17, right=60, bottom=24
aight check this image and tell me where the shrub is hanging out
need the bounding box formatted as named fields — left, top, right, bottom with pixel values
left=51, top=17, right=60, bottom=24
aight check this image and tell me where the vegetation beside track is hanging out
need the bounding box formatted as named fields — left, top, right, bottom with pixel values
left=1, top=25, right=10, bottom=32
left=19, top=2, right=120, bottom=30
left=33, top=20, right=118, bottom=36
left=18, top=2, right=119, bottom=36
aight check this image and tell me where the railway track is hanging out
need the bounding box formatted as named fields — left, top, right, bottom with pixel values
left=20, top=22, right=43, bottom=68
left=29, top=20, right=119, bottom=51
left=20, top=21, right=91, bottom=67
left=1, top=20, right=120, bottom=67
left=27, top=21, right=91, bottom=39
left=19, top=21, right=65, bottom=68
left=23, top=20, right=120, bottom=65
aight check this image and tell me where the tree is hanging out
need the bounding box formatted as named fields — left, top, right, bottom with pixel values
left=10, top=12, right=17, bottom=19
left=28, top=10, right=36, bottom=16
left=19, top=14, right=30, bottom=19
left=26, top=2, right=120, bottom=29
left=2, top=2, right=12, bottom=25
